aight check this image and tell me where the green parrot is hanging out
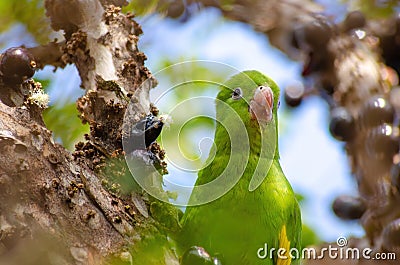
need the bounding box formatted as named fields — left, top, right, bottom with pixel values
left=179, top=70, right=302, bottom=265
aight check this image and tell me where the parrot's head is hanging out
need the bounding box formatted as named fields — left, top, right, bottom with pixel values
left=215, top=70, right=280, bottom=162
left=216, top=70, right=280, bottom=128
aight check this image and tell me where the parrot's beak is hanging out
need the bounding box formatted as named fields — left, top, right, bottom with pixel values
left=249, top=86, right=274, bottom=123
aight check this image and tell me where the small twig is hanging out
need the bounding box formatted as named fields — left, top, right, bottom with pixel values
left=27, top=41, right=66, bottom=70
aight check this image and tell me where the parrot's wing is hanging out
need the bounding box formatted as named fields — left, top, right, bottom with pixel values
left=288, top=196, right=302, bottom=264
left=187, top=152, right=248, bottom=206
left=248, top=119, right=276, bottom=191
left=275, top=178, right=303, bottom=265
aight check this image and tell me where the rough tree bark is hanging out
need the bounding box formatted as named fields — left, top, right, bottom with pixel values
left=0, top=1, right=169, bottom=264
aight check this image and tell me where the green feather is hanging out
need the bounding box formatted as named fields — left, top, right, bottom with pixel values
left=179, top=71, right=301, bottom=265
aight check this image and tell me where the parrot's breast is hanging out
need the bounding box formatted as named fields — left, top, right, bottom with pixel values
left=180, top=160, right=301, bottom=265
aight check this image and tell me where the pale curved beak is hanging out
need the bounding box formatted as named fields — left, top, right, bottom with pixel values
left=249, top=86, right=274, bottom=123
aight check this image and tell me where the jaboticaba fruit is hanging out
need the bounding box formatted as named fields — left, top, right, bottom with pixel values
left=181, top=246, right=213, bottom=265
left=382, top=218, right=400, bottom=252
left=366, top=123, right=399, bottom=159
left=303, top=15, right=333, bottom=48
left=329, top=107, right=355, bottom=142
left=332, top=195, right=366, bottom=220
left=0, top=47, right=36, bottom=86
left=284, top=82, right=304, bottom=108
left=358, top=96, right=394, bottom=129
left=343, top=11, right=366, bottom=32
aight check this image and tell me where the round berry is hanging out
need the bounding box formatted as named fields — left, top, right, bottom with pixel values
left=329, top=107, right=355, bottom=141
left=144, top=114, right=163, bottom=147
left=0, top=47, right=36, bottom=85
left=332, top=195, right=366, bottom=220
left=167, top=1, right=185, bottom=18
left=390, top=162, right=400, bottom=191
left=366, top=124, right=399, bottom=159
left=284, top=82, right=304, bottom=108
left=382, top=218, right=400, bottom=252
left=343, top=10, right=366, bottom=32
left=359, top=96, right=395, bottom=129
left=181, top=246, right=213, bottom=265
left=303, top=16, right=333, bottom=48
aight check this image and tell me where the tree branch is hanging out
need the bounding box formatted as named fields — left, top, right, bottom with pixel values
left=0, top=1, right=166, bottom=264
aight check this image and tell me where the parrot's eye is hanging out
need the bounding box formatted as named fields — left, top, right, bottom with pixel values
left=232, top=87, right=242, bottom=100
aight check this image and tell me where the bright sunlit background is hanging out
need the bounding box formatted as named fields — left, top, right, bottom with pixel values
left=0, top=0, right=364, bottom=243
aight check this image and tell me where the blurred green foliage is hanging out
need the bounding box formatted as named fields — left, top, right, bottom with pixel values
left=43, top=99, right=89, bottom=151
left=123, top=0, right=166, bottom=16
left=153, top=59, right=226, bottom=165
left=346, top=0, right=399, bottom=18
left=302, top=224, right=320, bottom=247
left=175, top=116, right=215, bottom=161
left=295, top=193, right=320, bottom=247
left=0, top=0, right=50, bottom=46
left=122, top=0, right=239, bottom=17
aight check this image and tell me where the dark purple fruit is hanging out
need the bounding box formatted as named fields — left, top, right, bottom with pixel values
left=126, top=114, right=164, bottom=152
left=0, top=47, right=36, bottom=85
left=359, top=96, right=395, bottom=129
left=382, top=218, right=400, bottom=252
left=303, top=15, right=333, bottom=48
left=284, top=83, right=304, bottom=108
left=329, top=107, right=355, bottom=141
left=366, top=124, right=399, bottom=159
left=144, top=114, right=163, bottom=147
left=390, top=162, right=400, bottom=191
left=166, top=0, right=185, bottom=18
left=332, top=195, right=366, bottom=220
left=343, top=10, right=366, bottom=32
left=181, top=246, right=213, bottom=265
